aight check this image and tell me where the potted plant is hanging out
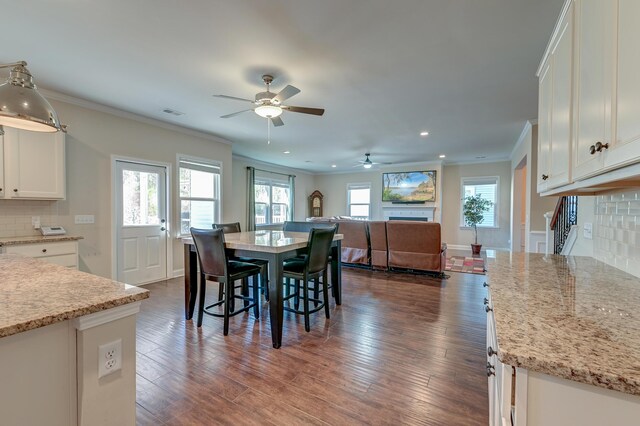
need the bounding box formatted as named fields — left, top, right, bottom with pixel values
left=463, top=194, right=493, bottom=255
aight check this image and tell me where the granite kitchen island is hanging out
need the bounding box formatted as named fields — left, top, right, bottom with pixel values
left=0, top=254, right=149, bottom=426
left=485, top=252, right=640, bottom=426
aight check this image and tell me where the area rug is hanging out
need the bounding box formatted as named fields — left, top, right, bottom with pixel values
left=445, top=256, right=486, bottom=275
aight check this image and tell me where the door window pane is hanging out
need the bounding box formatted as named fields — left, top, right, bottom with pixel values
left=122, top=170, right=160, bottom=226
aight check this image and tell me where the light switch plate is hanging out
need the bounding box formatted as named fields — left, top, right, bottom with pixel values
left=583, top=222, right=593, bottom=240
left=75, top=215, right=95, bottom=224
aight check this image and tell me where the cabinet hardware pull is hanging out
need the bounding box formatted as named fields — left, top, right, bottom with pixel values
left=486, top=364, right=495, bottom=377
left=0, top=188, right=3, bottom=192
left=488, top=346, right=498, bottom=357
left=484, top=297, right=489, bottom=305
left=589, top=145, right=596, bottom=155
left=483, top=282, right=489, bottom=288
left=542, top=174, right=549, bottom=180
left=595, top=141, right=609, bottom=152
left=13, top=189, right=18, bottom=192
left=485, top=305, right=493, bottom=313
left=42, top=249, right=47, bottom=253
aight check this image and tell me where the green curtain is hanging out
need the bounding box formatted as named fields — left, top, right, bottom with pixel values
left=246, top=167, right=256, bottom=231
left=288, top=174, right=295, bottom=221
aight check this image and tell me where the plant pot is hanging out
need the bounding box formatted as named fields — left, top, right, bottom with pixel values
left=471, top=243, right=482, bottom=256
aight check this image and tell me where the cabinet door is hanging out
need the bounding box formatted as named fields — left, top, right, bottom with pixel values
left=606, top=0, right=640, bottom=170
left=537, top=61, right=552, bottom=193
left=3, top=128, right=65, bottom=199
left=0, top=133, right=4, bottom=198
left=572, top=0, right=615, bottom=180
left=547, top=5, right=573, bottom=189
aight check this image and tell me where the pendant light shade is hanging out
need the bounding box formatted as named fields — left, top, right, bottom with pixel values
left=0, top=62, right=61, bottom=132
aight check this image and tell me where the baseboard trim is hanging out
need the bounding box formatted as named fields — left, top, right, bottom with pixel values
left=172, top=268, right=185, bottom=278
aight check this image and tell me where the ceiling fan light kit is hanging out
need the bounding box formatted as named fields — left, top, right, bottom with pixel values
left=0, top=61, right=62, bottom=132
left=214, top=74, right=324, bottom=132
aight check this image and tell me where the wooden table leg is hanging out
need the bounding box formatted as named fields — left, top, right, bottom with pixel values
left=331, top=241, right=342, bottom=305
left=184, top=244, right=198, bottom=320
left=267, top=253, right=284, bottom=348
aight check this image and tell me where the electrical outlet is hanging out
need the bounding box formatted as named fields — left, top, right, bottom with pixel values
left=98, top=339, right=122, bottom=378
left=31, top=216, right=40, bottom=229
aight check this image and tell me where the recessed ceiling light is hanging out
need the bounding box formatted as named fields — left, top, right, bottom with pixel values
left=331, top=164, right=337, bottom=168
left=283, top=151, right=290, bottom=154
left=420, top=131, right=429, bottom=136
left=439, top=154, right=446, bottom=158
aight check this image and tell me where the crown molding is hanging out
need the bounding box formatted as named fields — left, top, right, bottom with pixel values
left=40, top=88, right=232, bottom=146
left=536, top=0, right=573, bottom=77
left=510, top=120, right=535, bottom=160
left=444, top=157, right=511, bottom=166
left=232, top=154, right=314, bottom=176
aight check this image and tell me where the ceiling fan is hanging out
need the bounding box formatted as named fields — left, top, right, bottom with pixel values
left=213, top=75, right=325, bottom=127
left=354, top=153, right=390, bottom=169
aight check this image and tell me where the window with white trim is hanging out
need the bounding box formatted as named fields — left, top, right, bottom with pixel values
left=347, top=183, right=371, bottom=220
left=178, top=157, right=221, bottom=235
left=255, top=177, right=292, bottom=225
left=461, top=177, right=498, bottom=227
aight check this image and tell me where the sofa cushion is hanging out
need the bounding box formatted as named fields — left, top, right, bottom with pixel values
left=368, top=221, right=388, bottom=269
left=334, top=220, right=370, bottom=265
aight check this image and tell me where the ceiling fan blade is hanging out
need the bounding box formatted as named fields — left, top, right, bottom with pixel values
left=273, top=85, right=301, bottom=103
left=220, top=109, right=253, bottom=119
left=213, top=94, right=254, bottom=103
left=270, top=116, right=284, bottom=127
left=281, top=105, right=325, bottom=116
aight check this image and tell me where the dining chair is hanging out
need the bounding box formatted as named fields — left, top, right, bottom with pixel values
left=213, top=222, right=269, bottom=302
left=282, top=225, right=337, bottom=332
left=283, top=221, right=339, bottom=305
left=190, top=228, right=261, bottom=335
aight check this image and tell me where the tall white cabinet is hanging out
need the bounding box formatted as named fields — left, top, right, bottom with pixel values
left=0, top=127, right=65, bottom=200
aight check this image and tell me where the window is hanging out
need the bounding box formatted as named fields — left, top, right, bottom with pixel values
left=461, top=177, right=498, bottom=227
left=178, top=157, right=221, bottom=235
left=347, top=183, right=371, bottom=220
left=255, top=178, right=292, bottom=225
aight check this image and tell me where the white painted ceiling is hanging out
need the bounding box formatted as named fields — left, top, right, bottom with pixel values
left=3, top=0, right=563, bottom=172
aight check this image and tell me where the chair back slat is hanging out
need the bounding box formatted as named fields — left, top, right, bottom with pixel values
left=213, top=222, right=242, bottom=234
left=190, top=228, right=227, bottom=278
left=306, top=226, right=337, bottom=274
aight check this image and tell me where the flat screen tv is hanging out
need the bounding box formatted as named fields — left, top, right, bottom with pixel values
left=382, top=170, right=436, bottom=202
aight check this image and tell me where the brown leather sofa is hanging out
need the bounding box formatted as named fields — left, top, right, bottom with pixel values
left=307, top=218, right=446, bottom=274
left=368, top=221, right=388, bottom=270
left=386, top=221, right=446, bottom=274
left=333, top=220, right=370, bottom=266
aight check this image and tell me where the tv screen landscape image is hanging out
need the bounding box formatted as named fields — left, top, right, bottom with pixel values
left=382, top=170, right=436, bottom=202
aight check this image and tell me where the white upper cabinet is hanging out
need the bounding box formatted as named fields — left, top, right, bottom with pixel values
left=2, top=127, right=66, bottom=200
left=606, top=0, right=640, bottom=170
left=538, top=3, right=574, bottom=192
left=572, top=0, right=615, bottom=181
left=537, top=0, right=640, bottom=194
left=0, top=133, right=4, bottom=198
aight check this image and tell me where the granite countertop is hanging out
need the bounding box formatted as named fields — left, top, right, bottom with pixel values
left=0, top=254, right=149, bottom=338
left=0, top=235, right=84, bottom=246
left=487, top=252, right=640, bottom=396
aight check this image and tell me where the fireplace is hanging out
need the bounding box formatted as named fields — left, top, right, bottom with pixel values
left=388, top=216, right=428, bottom=222
left=383, top=206, right=435, bottom=221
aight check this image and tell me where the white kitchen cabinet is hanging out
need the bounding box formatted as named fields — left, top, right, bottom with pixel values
left=0, top=132, right=4, bottom=198
left=3, top=241, right=79, bottom=269
left=2, top=127, right=65, bottom=199
left=572, top=0, right=616, bottom=181
left=537, top=3, right=574, bottom=192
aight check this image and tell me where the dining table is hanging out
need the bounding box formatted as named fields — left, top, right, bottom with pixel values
left=182, top=229, right=343, bottom=348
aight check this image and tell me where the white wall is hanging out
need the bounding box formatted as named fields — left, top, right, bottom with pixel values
left=314, top=162, right=443, bottom=222
left=231, top=155, right=315, bottom=228
left=7, top=97, right=234, bottom=279
left=442, top=161, right=512, bottom=249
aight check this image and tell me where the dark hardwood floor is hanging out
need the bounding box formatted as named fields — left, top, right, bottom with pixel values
left=135, top=266, right=489, bottom=425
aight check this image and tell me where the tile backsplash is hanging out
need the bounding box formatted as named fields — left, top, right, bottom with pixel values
left=594, top=189, right=640, bottom=277
left=0, top=200, right=61, bottom=238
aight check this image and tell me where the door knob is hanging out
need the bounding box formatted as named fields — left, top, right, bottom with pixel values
left=160, top=227, right=166, bottom=231
left=484, top=297, right=489, bottom=305
left=589, top=145, right=596, bottom=155
left=161, top=219, right=166, bottom=223
left=485, top=305, right=493, bottom=313
left=488, top=346, right=498, bottom=357
left=483, top=282, right=489, bottom=288
left=541, top=174, right=549, bottom=181
left=595, top=141, right=609, bottom=152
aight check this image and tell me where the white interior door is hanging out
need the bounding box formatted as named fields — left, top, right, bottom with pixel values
left=116, top=161, right=168, bottom=285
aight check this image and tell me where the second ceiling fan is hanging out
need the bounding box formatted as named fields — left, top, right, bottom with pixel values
left=214, top=74, right=325, bottom=127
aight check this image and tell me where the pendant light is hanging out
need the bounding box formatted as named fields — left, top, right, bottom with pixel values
left=0, top=61, right=62, bottom=132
